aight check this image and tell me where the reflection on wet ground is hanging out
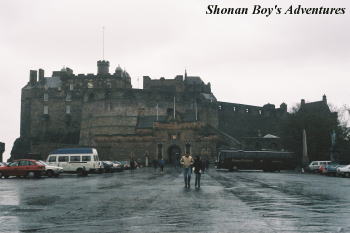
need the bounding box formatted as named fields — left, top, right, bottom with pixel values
left=0, top=168, right=350, bottom=232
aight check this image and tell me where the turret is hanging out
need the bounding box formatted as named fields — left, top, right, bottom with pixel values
left=280, top=103, right=287, bottom=112
left=97, top=60, right=110, bottom=75
left=322, top=94, right=327, bottom=104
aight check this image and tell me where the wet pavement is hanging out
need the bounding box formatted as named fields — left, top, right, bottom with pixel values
left=0, top=168, right=350, bottom=233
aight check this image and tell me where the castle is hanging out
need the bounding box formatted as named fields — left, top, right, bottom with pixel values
left=11, top=60, right=293, bottom=162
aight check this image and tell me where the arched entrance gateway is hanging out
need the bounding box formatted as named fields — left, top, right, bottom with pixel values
left=167, top=145, right=181, bottom=166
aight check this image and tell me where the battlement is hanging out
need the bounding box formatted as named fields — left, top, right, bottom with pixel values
left=143, top=74, right=211, bottom=93
left=97, top=60, right=109, bottom=75
left=26, top=61, right=132, bottom=91
left=218, top=101, right=287, bottom=116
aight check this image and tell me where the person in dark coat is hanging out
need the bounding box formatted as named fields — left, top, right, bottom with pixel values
left=152, top=157, right=158, bottom=171
left=193, top=155, right=203, bottom=188
left=159, top=158, right=165, bottom=173
left=130, top=156, right=137, bottom=173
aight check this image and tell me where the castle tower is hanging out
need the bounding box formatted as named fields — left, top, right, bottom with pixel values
left=322, top=94, right=327, bottom=104
left=97, top=60, right=110, bottom=75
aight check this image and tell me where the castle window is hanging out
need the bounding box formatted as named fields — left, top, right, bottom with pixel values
left=69, top=83, right=74, bottom=91
left=43, top=106, right=48, bottom=115
left=88, top=93, right=94, bottom=102
left=218, top=105, right=222, bottom=110
left=259, top=110, right=262, bottom=115
left=233, top=107, right=236, bottom=112
left=246, top=108, right=249, bottom=113
left=66, top=105, right=71, bottom=114
left=66, top=93, right=71, bottom=102
left=107, top=81, right=112, bottom=88
left=88, top=82, right=94, bottom=88
left=44, top=93, right=48, bottom=102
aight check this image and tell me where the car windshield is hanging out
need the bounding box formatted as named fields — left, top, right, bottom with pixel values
left=37, top=161, right=48, bottom=166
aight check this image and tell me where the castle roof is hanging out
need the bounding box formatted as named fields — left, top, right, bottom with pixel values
left=300, top=101, right=330, bottom=113
left=185, top=76, right=204, bottom=85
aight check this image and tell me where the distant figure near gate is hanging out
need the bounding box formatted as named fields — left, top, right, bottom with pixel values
left=180, top=152, right=194, bottom=188
left=159, top=158, right=165, bottom=173
left=193, top=156, right=203, bottom=188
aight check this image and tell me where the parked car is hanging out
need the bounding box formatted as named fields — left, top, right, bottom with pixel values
left=0, top=159, right=45, bottom=178
left=322, top=162, right=344, bottom=176
left=112, top=161, right=124, bottom=172
left=308, top=161, right=332, bottom=172
left=120, top=161, right=130, bottom=170
left=46, top=148, right=101, bottom=176
left=337, top=165, right=350, bottom=177
left=101, top=161, right=114, bottom=173
left=38, top=160, right=63, bottom=177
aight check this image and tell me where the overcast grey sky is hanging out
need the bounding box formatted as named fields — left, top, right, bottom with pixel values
left=1, top=0, right=349, bottom=161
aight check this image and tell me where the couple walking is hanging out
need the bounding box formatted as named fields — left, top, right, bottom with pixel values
left=180, top=153, right=203, bottom=189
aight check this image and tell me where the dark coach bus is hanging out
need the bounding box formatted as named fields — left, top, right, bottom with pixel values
left=217, top=150, right=296, bottom=172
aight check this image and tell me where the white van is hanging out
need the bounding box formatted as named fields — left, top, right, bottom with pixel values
left=308, top=161, right=332, bottom=172
left=46, top=148, right=101, bottom=175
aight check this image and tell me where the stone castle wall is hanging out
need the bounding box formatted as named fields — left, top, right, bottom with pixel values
left=218, top=102, right=288, bottom=139
left=12, top=60, right=287, bottom=161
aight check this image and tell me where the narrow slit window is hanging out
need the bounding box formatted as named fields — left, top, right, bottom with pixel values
left=66, top=105, right=71, bottom=114
left=44, top=93, right=48, bottom=102
left=44, top=106, right=48, bottom=115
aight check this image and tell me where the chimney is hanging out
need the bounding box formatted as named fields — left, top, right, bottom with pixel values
left=29, top=70, right=37, bottom=85
left=39, top=69, right=45, bottom=82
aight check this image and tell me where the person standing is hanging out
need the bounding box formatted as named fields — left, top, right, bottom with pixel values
left=152, top=157, right=158, bottom=171
left=159, top=158, right=165, bottom=173
left=193, top=156, right=203, bottom=188
left=180, top=152, right=194, bottom=188
left=144, top=151, right=149, bottom=167
left=130, top=158, right=136, bottom=172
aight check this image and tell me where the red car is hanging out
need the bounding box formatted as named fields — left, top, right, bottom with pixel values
left=0, top=159, right=45, bottom=178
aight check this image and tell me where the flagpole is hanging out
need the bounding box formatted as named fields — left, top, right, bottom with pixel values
left=156, top=104, right=159, bottom=121
left=102, top=26, right=105, bottom=60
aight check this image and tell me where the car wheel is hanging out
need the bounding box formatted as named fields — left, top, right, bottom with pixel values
left=54, top=173, right=60, bottom=178
left=0, top=171, right=3, bottom=178
left=27, top=171, right=35, bottom=178
left=77, top=168, right=84, bottom=176
left=4, top=175, right=9, bottom=179
left=77, top=168, right=88, bottom=177
left=34, top=172, right=41, bottom=178
left=47, top=170, right=54, bottom=178
left=82, top=170, right=88, bottom=176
